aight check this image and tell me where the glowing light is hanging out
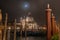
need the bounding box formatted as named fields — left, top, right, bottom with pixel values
left=24, top=3, right=29, bottom=8
left=8, top=27, right=11, bottom=30
left=21, top=2, right=30, bottom=10
left=25, top=4, right=28, bottom=8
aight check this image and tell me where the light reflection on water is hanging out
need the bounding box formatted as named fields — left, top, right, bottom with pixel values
left=10, top=31, right=47, bottom=40
left=17, top=37, right=47, bottom=40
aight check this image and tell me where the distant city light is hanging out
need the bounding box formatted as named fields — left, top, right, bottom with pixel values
left=8, top=27, right=11, bottom=30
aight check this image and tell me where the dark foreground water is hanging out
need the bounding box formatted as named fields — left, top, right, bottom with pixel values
left=17, top=36, right=47, bottom=40
left=10, top=31, right=47, bottom=40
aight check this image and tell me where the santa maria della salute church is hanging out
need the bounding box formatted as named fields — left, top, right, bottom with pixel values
left=0, top=4, right=59, bottom=40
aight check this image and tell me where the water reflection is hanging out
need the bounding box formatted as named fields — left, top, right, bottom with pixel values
left=17, top=36, right=47, bottom=40
left=10, top=30, right=47, bottom=40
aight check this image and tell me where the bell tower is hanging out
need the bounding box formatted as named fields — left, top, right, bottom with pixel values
left=51, top=13, right=56, bottom=35
left=46, top=4, right=52, bottom=40
left=51, top=13, right=59, bottom=35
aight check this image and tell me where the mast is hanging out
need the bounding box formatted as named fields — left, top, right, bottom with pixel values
left=3, top=13, right=8, bottom=40
left=14, top=19, right=16, bottom=40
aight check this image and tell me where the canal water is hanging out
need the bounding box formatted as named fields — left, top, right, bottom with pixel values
left=10, top=33, right=47, bottom=40
left=10, top=30, right=47, bottom=40
left=17, top=36, right=47, bottom=40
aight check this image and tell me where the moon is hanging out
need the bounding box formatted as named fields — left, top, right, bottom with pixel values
left=21, top=2, right=30, bottom=10
left=24, top=4, right=28, bottom=8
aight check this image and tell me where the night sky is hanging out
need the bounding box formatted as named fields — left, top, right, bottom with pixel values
left=0, top=0, right=60, bottom=25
